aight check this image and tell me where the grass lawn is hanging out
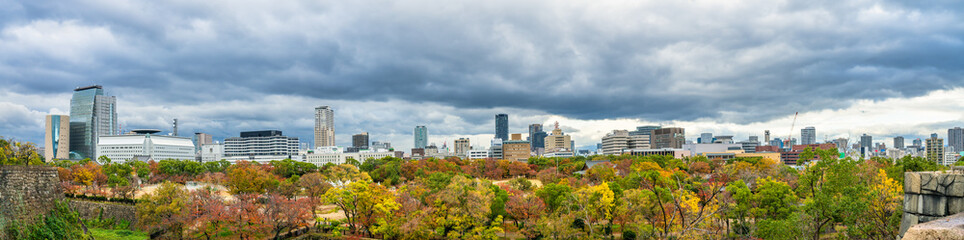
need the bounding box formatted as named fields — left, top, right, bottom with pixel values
left=89, top=228, right=149, bottom=240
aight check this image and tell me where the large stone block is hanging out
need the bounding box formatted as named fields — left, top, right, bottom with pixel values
left=905, top=194, right=921, bottom=214
left=945, top=174, right=964, bottom=197
left=902, top=213, right=964, bottom=240
left=949, top=197, right=964, bottom=215
left=900, top=212, right=920, bottom=237
left=922, top=195, right=947, bottom=216
left=906, top=172, right=922, bottom=194
left=922, top=172, right=943, bottom=195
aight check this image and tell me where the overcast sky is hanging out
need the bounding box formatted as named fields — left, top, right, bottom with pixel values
left=2, top=0, right=964, bottom=151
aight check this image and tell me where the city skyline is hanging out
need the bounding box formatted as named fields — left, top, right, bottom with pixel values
left=3, top=1, right=964, bottom=152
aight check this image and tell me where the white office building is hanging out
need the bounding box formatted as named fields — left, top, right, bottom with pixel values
left=467, top=149, right=491, bottom=159
left=96, top=130, right=195, bottom=162
left=306, top=146, right=393, bottom=166
left=224, top=130, right=299, bottom=163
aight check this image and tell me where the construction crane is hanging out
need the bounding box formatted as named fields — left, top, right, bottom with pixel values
left=786, top=112, right=798, bottom=146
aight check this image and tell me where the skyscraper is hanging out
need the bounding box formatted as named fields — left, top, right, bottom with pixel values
left=454, top=138, right=470, bottom=157
left=764, top=130, right=771, bottom=144
left=193, top=132, right=213, bottom=155
left=44, top=115, right=70, bottom=162
left=314, top=106, right=335, bottom=148
left=948, top=127, right=963, bottom=153
left=894, top=136, right=905, bottom=149
left=495, top=113, right=508, bottom=141
left=528, top=124, right=546, bottom=152
left=801, top=127, right=816, bottom=145
left=352, top=132, right=370, bottom=149
left=414, top=126, right=428, bottom=149
left=860, top=134, right=873, bottom=149
left=69, top=85, right=117, bottom=159
left=860, top=134, right=873, bottom=156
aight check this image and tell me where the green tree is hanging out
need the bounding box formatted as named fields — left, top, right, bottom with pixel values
left=752, top=177, right=797, bottom=220
left=797, top=149, right=869, bottom=240
left=536, top=183, right=573, bottom=212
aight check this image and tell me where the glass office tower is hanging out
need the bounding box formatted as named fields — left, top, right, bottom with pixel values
left=69, top=85, right=117, bottom=159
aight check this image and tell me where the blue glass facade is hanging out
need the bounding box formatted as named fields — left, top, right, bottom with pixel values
left=495, top=114, right=508, bottom=141
left=69, top=87, right=102, bottom=159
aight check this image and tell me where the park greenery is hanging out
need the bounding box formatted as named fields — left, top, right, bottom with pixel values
left=0, top=136, right=951, bottom=239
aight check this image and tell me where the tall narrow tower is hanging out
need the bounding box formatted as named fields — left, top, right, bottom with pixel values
left=495, top=113, right=508, bottom=141
left=314, top=106, right=335, bottom=148
left=172, top=118, right=178, bottom=136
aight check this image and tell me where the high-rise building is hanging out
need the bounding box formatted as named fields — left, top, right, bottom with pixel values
left=602, top=130, right=630, bottom=155
left=414, top=126, right=428, bottom=149
left=44, top=115, right=70, bottom=162
left=490, top=138, right=504, bottom=159
left=652, top=127, right=685, bottom=149
left=699, top=133, right=713, bottom=144
left=834, top=138, right=849, bottom=151
left=454, top=138, right=470, bottom=157
left=544, top=122, right=573, bottom=153
left=224, top=130, right=299, bottom=162
left=860, top=134, right=873, bottom=149
left=495, top=114, right=508, bottom=141
left=894, top=136, right=905, bottom=149
left=352, top=132, right=370, bottom=149
left=764, top=130, right=771, bottom=144
left=528, top=124, right=547, bottom=152
left=926, top=134, right=945, bottom=163
left=503, top=134, right=531, bottom=161
left=948, top=128, right=964, bottom=153
left=630, top=126, right=661, bottom=136
left=314, top=106, right=335, bottom=148
left=860, top=134, right=873, bottom=156
left=69, top=85, right=117, bottom=159
left=801, top=127, right=816, bottom=145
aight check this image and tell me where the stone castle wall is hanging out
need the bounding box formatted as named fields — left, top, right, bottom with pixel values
left=900, top=171, right=964, bottom=237
left=0, top=165, right=64, bottom=223
left=68, top=200, right=138, bottom=230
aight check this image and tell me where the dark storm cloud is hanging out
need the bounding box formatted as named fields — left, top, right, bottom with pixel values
left=3, top=0, right=964, bottom=148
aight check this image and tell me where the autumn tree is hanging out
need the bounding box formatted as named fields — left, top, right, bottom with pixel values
left=263, top=194, right=313, bottom=240
left=298, top=172, right=332, bottom=215
left=324, top=179, right=399, bottom=237
left=226, top=161, right=279, bottom=194
left=570, top=182, right=615, bottom=237
left=138, top=181, right=188, bottom=239
left=429, top=175, right=503, bottom=239
left=505, top=189, right=545, bottom=238
left=183, top=188, right=229, bottom=240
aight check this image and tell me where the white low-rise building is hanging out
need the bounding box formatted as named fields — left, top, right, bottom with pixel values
left=306, top=146, right=393, bottom=166
left=543, top=151, right=574, bottom=158
left=467, top=149, right=490, bottom=159
left=96, top=129, right=195, bottom=162
left=200, top=143, right=224, bottom=162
